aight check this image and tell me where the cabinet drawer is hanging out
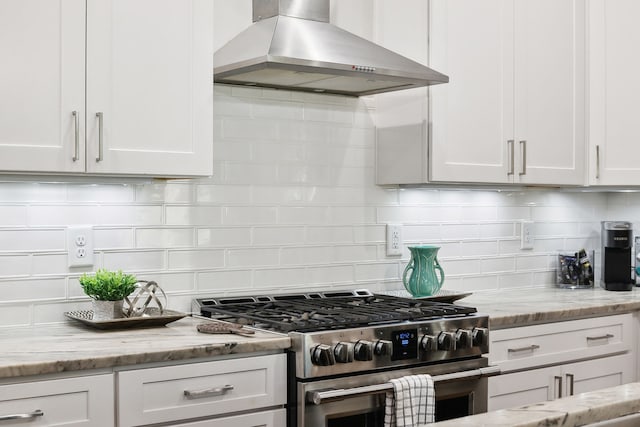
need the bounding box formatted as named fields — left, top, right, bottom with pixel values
left=489, top=314, right=632, bottom=372
left=117, top=354, right=287, bottom=426
left=0, top=374, right=114, bottom=427
left=172, top=409, right=286, bottom=426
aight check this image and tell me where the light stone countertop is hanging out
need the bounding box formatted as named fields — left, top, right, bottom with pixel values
left=0, top=316, right=290, bottom=380
left=431, top=382, right=640, bottom=427
left=457, top=285, right=640, bottom=329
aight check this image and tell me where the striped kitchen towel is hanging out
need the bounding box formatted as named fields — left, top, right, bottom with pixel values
left=384, top=374, right=435, bottom=427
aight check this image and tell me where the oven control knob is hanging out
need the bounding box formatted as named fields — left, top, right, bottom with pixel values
left=354, top=340, right=373, bottom=361
left=420, top=334, right=438, bottom=352
left=311, top=344, right=336, bottom=366
left=437, top=331, right=456, bottom=351
left=472, top=327, right=489, bottom=347
left=334, top=342, right=354, bottom=363
left=373, top=339, right=393, bottom=356
left=455, top=329, right=472, bottom=349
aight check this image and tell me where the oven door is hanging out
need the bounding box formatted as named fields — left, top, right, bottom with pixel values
left=297, top=358, right=499, bottom=427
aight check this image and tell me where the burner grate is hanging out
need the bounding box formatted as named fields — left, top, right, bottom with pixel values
left=199, top=294, right=477, bottom=332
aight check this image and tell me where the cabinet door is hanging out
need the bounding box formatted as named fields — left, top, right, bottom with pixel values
left=86, top=0, right=213, bottom=177
left=429, top=0, right=514, bottom=184
left=488, top=365, right=560, bottom=411
left=566, top=353, right=635, bottom=396
left=430, top=0, right=585, bottom=185
left=588, top=0, right=640, bottom=185
left=514, top=0, right=586, bottom=185
left=0, top=0, right=85, bottom=173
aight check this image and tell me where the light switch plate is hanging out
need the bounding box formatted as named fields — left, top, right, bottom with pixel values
left=521, top=221, right=534, bottom=250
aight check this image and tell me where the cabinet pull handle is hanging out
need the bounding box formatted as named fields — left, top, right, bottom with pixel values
left=586, top=333, right=614, bottom=341
left=507, top=344, right=540, bottom=353
left=554, top=375, right=563, bottom=399
left=96, top=112, right=104, bottom=162
left=72, top=111, right=79, bottom=162
left=519, top=140, right=527, bottom=176
left=0, top=409, right=44, bottom=421
left=184, top=384, right=234, bottom=400
left=507, top=140, right=515, bottom=175
left=566, top=373, right=574, bottom=396
left=596, top=145, right=600, bottom=180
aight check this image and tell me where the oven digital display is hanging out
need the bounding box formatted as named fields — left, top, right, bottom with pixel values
left=391, top=329, right=417, bottom=360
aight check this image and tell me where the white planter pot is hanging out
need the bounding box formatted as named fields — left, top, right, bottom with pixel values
left=92, top=299, right=125, bottom=321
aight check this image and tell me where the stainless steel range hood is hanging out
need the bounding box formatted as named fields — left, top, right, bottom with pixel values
left=214, top=0, right=449, bottom=97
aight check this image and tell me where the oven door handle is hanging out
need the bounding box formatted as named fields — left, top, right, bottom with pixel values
left=306, top=365, right=501, bottom=405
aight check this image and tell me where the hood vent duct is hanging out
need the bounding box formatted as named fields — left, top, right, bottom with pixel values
left=214, top=0, right=449, bottom=97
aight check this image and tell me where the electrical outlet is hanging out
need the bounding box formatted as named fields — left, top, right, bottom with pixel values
left=67, top=226, right=94, bottom=267
left=521, top=221, right=534, bottom=250
left=386, top=224, right=403, bottom=256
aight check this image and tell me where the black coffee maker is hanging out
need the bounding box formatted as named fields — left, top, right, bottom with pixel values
left=601, top=221, right=633, bottom=291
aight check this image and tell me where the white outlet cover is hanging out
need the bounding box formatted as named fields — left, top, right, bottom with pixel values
left=67, top=226, right=94, bottom=267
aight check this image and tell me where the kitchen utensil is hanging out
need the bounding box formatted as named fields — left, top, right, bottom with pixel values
left=196, top=322, right=255, bottom=337
left=403, top=245, right=445, bottom=297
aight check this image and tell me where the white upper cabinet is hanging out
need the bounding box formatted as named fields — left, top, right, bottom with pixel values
left=588, top=0, right=640, bottom=185
left=0, top=0, right=213, bottom=178
left=429, top=0, right=586, bottom=185
left=86, top=0, right=213, bottom=177
left=0, top=0, right=86, bottom=174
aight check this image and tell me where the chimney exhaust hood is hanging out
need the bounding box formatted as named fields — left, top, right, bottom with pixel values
left=214, top=0, right=449, bottom=97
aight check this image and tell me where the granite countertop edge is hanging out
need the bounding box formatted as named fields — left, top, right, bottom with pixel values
left=0, top=316, right=291, bottom=380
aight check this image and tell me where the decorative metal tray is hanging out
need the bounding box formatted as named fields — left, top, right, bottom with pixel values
left=377, top=289, right=473, bottom=303
left=64, top=308, right=187, bottom=330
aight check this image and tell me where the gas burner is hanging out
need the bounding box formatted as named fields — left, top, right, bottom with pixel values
left=196, top=292, right=478, bottom=333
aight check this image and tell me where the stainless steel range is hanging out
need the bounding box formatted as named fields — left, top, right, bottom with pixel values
left=193, top=290, right=498, bottom=427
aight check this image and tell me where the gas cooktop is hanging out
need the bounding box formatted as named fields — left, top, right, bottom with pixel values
left=193, top=289, right=478, bottom=333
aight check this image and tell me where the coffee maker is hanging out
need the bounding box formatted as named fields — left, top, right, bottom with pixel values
left=601, top=221, right=633, bottom=291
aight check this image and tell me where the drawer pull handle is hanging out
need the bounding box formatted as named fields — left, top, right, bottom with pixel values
left=507, top=344, right=540, bottom=353
left=566, top=373, right=575, bottom=396
left=0, top=409, right=44, bottom=421
left=184, top=384, right=234, bottom=399
left=586, top=334, right=614, bottom=342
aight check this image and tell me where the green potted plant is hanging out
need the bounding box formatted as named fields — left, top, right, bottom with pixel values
left=79, top=269, right=138, bottom=320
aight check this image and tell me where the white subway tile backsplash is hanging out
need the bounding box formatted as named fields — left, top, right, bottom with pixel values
left=280, top=246, right=333, bottom=265
left=0, top=87, right=629, bottom=326
left=226, top=247, right=279, bottom=267
left=0, top=206, right=28, bottom=226
left=165, top=206, right=222, bottom=226
left=306, top=265, right=354, bottom=285
left=0, top=304, right=31, bottom=327
left=0, top=255, right=31, bottom=276
left=136, top=228, right=194, bottom=248
left=354, top=262, right=400, bottom=282
left=66, top=184, right=134, bottom=202
left=168, top=249, right=225, bottom=270
left=0, top=229, right=64, bottom=252
left=94, top=228, right=135, bottom=249
left=0, top=183, right=66, bottom=202
left=0, top=278, right=66, bottom=302
left=253, top=226, right=306, bottom=246
left=103, top=250, right=165, bottom=271
left=197, top=269, right=253, bottom=291
left=198, top=227, right=251, bottom=247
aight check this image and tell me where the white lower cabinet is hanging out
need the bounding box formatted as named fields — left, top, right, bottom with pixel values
left=0, top=374, right=114, bottom=426
left=117, top=353, right=287, bottom=426
left=488, top=314, right=636, bottom=411
left=489, top=352, right=635, bottom=410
